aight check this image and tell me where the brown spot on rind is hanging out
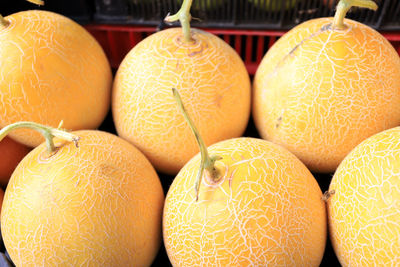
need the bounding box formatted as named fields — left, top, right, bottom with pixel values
left=72, top=136, right=80, bottom=148
left=275, top=116, right=283, bottom=128
left=322, top=189, right=335, bottom=201
left=214, top=94, right=223, bottom=107
left=275, top=23, right=333, bottom=71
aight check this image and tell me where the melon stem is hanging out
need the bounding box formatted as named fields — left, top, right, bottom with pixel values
left=333, top=0, right=377, bottom=30
left=0, top=14, right=9, bottom=29
left=0, top=121, right=79, bottom=153
left=164, top=0, right=193, bottom=43
left=172, top=88, right=222, bottom=201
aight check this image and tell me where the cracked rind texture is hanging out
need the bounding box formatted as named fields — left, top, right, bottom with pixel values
left=328, top=127, right=400, bottom=266
left=163, top=137, right=326, bottom=266
left=112, top=27, right=251, bottom=175
left=253, top=17, right=400, bottom=173
left=0, top=10, right=112, bottom=147
left=1, top=130, right=164, bottom=266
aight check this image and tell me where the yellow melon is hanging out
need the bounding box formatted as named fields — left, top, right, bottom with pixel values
left=163, top=137, right=327, bottom=266
left=1, top=129, right=164, bottom=266
left=253, top=0, right=400, bottom=173
left=327, top=126, right=400, bottom=266
left=112, top=26, right=251, bottom=175
left=0, top=10, right=112, bottom=147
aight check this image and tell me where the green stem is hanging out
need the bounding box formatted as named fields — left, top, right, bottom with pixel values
left=333, top=0, right=378, bottom=30
left=164, top=0, right=193, bottom=43
left=0, top=14, right=9, bottom=29
left=0, top=121, right=79, bottom=153
left=172, top=88, right=222, bottom=201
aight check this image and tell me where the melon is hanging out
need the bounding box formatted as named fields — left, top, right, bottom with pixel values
left=1, top=126, right=164, bottom=266
left=253, top=0, right=400, bottom=173
left=0, top=10, right=111, bottom=147
left=327, top=127, right=400, bottom=266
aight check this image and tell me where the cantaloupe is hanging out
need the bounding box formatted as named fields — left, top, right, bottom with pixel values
left=327, top=127, right=400, bottom=266
left=112, top=0, right=251, bottom=174
left=0, top=123, right=164, bottom=266
left=163, top=89, right=326, bottom=266
left=0, top=9, right=111, bottom=147
left=253, top=0, right=400, bottom=173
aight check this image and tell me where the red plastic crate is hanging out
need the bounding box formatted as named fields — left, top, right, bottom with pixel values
left=85, top=24, right=400, bottom=75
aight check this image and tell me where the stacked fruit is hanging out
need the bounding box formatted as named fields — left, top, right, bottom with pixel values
left=0, top=0, right=399, bottom=266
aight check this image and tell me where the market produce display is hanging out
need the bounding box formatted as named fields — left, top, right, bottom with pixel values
left=253, top=0, right=400, bottom=173
left=0, top=0, right=399, bottom=266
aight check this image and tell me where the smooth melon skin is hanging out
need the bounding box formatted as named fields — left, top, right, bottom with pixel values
left=0, top=10, right=112, bottom=147
left=1, top=130, right=164, bottom=266
left=253, top=17, right=400, bottom=173
left=327, top=127, right=400, bottom=266
left=163, top=137, right=326, bottom=266
left=112, top=27, right=251, bottom=175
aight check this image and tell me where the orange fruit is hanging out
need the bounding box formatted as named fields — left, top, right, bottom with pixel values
left=163, top=137, right=326, bottom=266
left=1, top=130, right=164, bottom=266
left=253, top=1, right=400, bottom=173
left=327, top=127, right=400, bottom=266
left=0, top=136, right=30, bottom=186
left=0, top=10, right=112, bottom=147
left=112, top=27, right=251, bottom=174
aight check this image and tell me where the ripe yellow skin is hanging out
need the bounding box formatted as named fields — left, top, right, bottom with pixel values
left=253, top=18, right=400, bottom=173
left=1, top=130, right=164, bottom=266
left=0, top=10, right=112, bottom=147
left=112, top=27, right=251, bottom=174
left=327, top=127, right=400, bottom=266
left=163, top=137, right=326, bottom=266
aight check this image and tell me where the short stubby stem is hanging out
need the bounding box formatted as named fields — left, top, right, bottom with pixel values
left=333, top=0, right=378, bottom=30
left=0, top=121, right=79, bottom=153
left=0, top=14, right=10, bottom=29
